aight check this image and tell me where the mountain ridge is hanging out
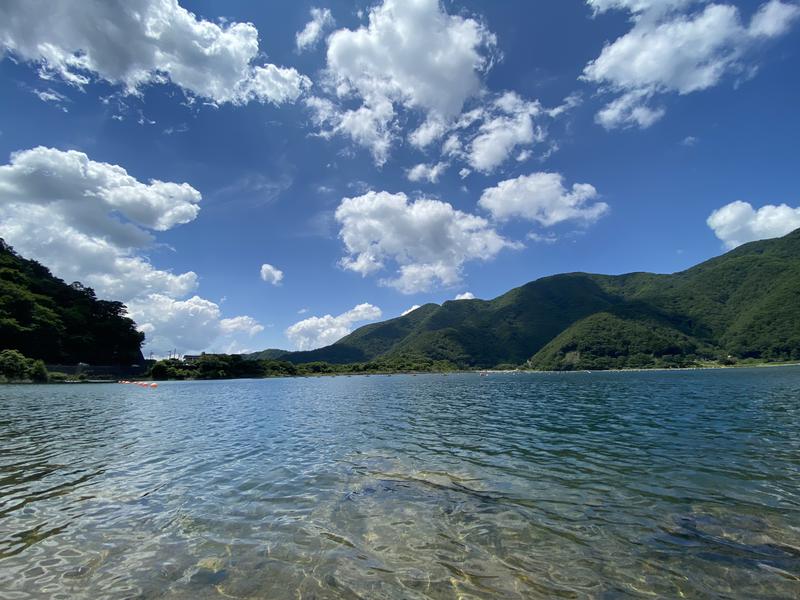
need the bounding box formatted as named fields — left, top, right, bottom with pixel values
left=248, top=229, right=800, bottom=370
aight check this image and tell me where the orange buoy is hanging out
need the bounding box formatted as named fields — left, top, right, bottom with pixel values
left=150, top=383, right=158, bottom=388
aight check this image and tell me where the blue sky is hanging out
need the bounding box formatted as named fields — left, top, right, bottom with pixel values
left=0, top=0, right=799, bottom=356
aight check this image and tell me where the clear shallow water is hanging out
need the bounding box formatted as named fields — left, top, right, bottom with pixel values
left=1, top=369, right=799, bottom=599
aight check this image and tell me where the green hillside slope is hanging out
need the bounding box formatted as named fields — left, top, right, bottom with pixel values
left=258, top=229, right=800, bottom=370
left=0, top=239, right=144, bottom=365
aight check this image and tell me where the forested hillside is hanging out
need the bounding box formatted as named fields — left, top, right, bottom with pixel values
left=0, top=239, right=144, bottom=365
left=251, top=229, right=800, bottom=370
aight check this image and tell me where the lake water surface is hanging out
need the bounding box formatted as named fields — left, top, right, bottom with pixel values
left=1, top=368, right=800, bottom=599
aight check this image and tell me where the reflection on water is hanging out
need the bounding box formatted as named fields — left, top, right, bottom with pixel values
left=1, top=368, right=799, bottom=598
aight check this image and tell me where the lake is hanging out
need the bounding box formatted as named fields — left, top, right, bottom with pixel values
left=1, top=368, right=799, bottom=599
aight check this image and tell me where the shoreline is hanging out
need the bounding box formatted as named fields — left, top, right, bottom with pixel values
left=3, top=361, right=799, bottom=385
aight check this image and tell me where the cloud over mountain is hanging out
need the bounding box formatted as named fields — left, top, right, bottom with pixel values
left=286, top=303, right=382, bottom=350
left=707, top=200, right=800, bottom=248
left=0, top=146, right=262, bottom=355
left=335, top=191, right=519, bottom=294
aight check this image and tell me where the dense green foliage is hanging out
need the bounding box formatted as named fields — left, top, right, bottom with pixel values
left=250, top=229, right=800, bottom=371
left=529, top=309, right=708, bottom=370
left=0, top=349, right=49, bottom=382
left=150, top=353, right=458, bottom=380
left=0, top=240, right=144, bottom=365
left=245, top=348, right=290, bottom=361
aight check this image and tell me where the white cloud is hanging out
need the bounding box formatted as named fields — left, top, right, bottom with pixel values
left=409, top=117, right=448, bottom=148
left=468, top=92, right=545, bottom=173
left=454, top=292, right=475, bottom=300
left=401, top=304, right=421, bottom=316
left=310, top=0, right=496, bottom=163
left=296, top=7, right=335, bottom=52
left=260, top=263, right=284, bottom=285
left=0, top=0, right=310, bottom=105
left=0, top=146, right=261, bottom=356
left=681, top=135, right=699, bottom=146
left=749, top=0, right=800, bottom=37
left=443, top=134, right=464, bottom=158
left=586, top=0, right=694, bottom=16
left=479, top=172, right=609, bottom=226
left=306, top=95, right=395, bottom=166
left=583, top=1, right=800, bottom=128
left=130, top=295, right=263, bottom=356
left=594, top=89, right=666, bottom=129
left=32, top=88, right=69, bottom=110
left=528, top=232, right=559, bottom=244
left=707, top=200, right=800, bottom=248
left=335, top=191, right=519, bottom=294
left=220, top=315, right=265, bottom=337
left=407, top=162, right=448, bottom=183
left=0, top=146, right=200, bottom=244
left=433, top=91, right=552, bottom=174
left=286, top=303, right=382, bottom=350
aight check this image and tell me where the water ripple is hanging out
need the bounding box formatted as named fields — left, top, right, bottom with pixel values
left=0, top=369, right=799, bottom=598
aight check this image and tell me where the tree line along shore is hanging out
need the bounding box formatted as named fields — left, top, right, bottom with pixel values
left=3, top=229, right=800, bottom=382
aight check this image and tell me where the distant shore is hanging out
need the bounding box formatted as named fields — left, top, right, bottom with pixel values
left=3, top=360, right=799, bottom=385
left=484, top=361, right=800, bottom=375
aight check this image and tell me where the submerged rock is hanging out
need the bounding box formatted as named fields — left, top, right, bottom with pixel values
left=188, top=557, right=227, bottom=586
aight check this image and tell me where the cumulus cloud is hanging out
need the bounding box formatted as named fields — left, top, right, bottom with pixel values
left=286, top=303, right=382, bottom=350
left=707, top=200, right=800, bottom=248
left=306, top=95, right=395, bottom=166
left=407, top=162, right=448, bottom=183
left=401, top=304, right=421, bottom=316
left=308, top=0, right=496, bottom=164
left=335, top=191, right=519, bottom=294
left=219, top=315, right=265, bottom=337
left=749, top=0, right=800, bottom=37
left=427, top=91, right=556, bottom=174
left=0, top=147, right=200, bottom=241
left=479, top=172, right=609, bottom=227
left=467, top=92, right=546, bottom=173
left=0, top=0, right=310, bottom=105
left=296, top=7, right=335, bottom=52
left=594, top=89, right=665, bottom=130
left=454, top=292, right=475, bottom=300
left=409, top=118, right=449, bottom=148
left=130, top=295, right=264, bottom=355
left=0, top=147, right=262, bottom=355
left=583, top=0, right=800, bottom=128
left=260, top=263, right=284, bottom=285
left=306, top=1, right=571, bottom=172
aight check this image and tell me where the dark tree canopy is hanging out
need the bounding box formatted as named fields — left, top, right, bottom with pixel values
left=0, top=239, right=144, bottom=365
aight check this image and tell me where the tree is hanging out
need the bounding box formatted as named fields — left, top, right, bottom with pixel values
left=0, top=349, right=30, bottom=379
left=27, top=359, right=49, bottom=382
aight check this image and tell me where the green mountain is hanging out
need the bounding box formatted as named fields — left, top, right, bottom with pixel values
left=254, top=229, right=800, bottom=370
left=0, top=239, right=145, bottom=365
left=246, top=348, right=290, bottom=361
